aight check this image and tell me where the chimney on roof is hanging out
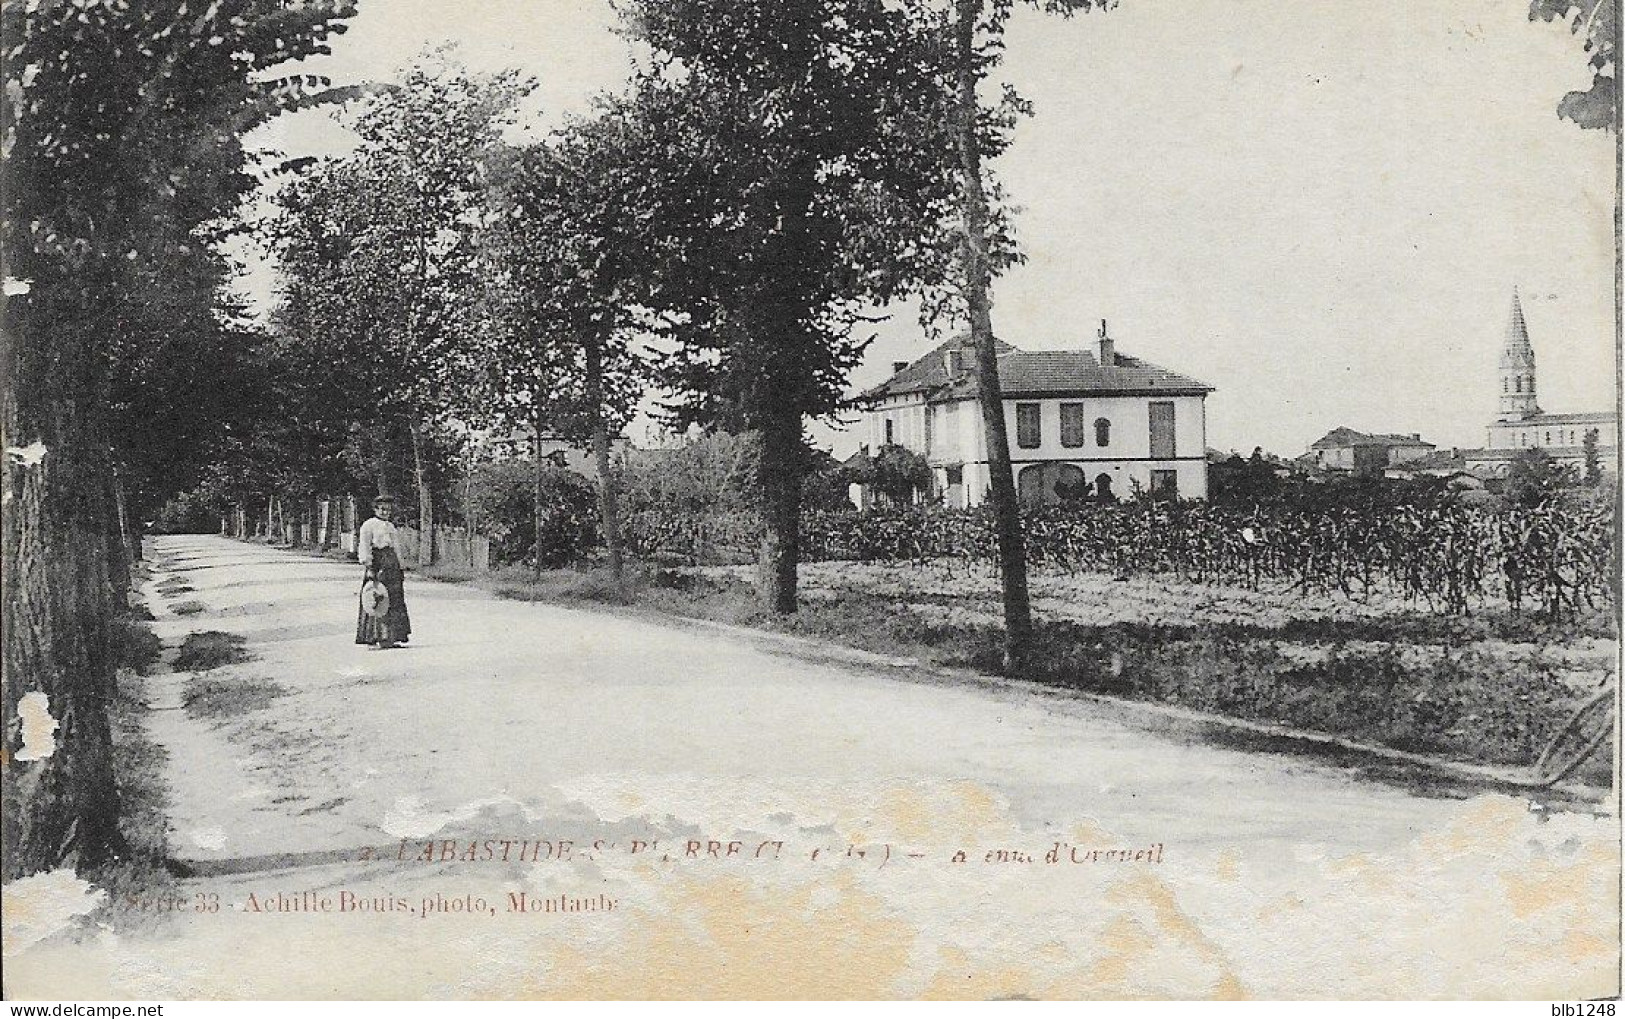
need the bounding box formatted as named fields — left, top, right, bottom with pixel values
left=891, top=360, right=909, bottom=375
left=1097, top=319, right=1114, bottom=367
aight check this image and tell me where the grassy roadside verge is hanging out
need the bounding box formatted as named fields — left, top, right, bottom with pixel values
left=417, top=557, right=1615, bottom=786
left=96, top=578, right=181, bottom=912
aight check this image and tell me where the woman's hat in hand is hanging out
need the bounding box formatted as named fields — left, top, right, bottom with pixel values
left=361, top=579, right=391, bottom=619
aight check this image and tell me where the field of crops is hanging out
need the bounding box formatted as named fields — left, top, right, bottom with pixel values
left=630, top=499, right=1616, bottom=778
left=627, top=499, right=1618, bottom=620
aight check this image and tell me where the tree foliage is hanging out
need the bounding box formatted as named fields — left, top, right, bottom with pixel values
left=615, top=0, right=963, bottom=611
left=267, top=55, right=532, bottom=556
left=871, top=443, right=933, bottom=505
left=1506, top=446, right=1577, bottom=507
left=1530, top=0, right=1618, bottom=131
left=1582, top=427, right=1603, bottom=485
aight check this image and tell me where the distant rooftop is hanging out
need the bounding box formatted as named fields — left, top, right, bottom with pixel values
left=861, top=336, right=1213, bottom=403
left=1309, top=427, right=1435, bottom=450
left=1493, top=410, right=1616, bottom=426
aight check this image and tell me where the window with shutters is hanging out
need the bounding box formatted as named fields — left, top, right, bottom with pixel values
left=1059, top=403, right=1086, bottom=448
left=1016, top=403, right=1041, bottom=448
left=1149, top=402, right=1176, bottom=458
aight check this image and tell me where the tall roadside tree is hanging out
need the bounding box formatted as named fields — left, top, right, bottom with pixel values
left=619, top=0, right=960, bottom=613
left=941, top=0, right=1115, bottom=673
left=2, top=0, right=357, bottom=879
left=484, top=117, right=650, bottom=586
left=270, top=57, right=533, bottom=565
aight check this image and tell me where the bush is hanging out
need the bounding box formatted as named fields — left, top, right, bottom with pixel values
left=461, top=460, right=600, bottom=567
left=1505, top=447, right=1578, bottom=508
left=622, top=432, right=763, bottom=517
left=871, top=444, right=931, bottom=505
left=111, top=619, right=163, bottom=674
left=150, top=490, right=223, bottom=534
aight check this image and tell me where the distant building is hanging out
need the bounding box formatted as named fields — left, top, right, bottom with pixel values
left=1306, top=427, right=1436, bottom=476
left=1463, top=289, right=1618, bottom=478
left=855, top=323, right=1214, bottom=506
left=1383, top=448, right=1473, bottom=479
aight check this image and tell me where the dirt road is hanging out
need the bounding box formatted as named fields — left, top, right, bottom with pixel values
left=4, top=535, right=1617, bottom=998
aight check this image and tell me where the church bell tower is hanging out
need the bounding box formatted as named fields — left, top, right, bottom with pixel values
left=1498, top=288, right=1540, bottom=421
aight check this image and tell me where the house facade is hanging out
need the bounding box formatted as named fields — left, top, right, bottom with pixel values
left=856, top=325, right=1214, bottom=507
left=1306, top=427, right=1436, bottom=475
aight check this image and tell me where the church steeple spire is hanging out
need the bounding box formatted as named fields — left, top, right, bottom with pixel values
left=1498, top=287, right=1540, bottom=421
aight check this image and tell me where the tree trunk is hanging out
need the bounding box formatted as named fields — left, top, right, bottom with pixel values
left=955, top=0, right=1033, bottom=674
left=2, top=402, right=130, bottom=879
left=585, top=340, right=625, bottom=589
left=408, top=417, right=433, bottom=568
left=107, top=463, right=132, bottom=611
left=532, top=408, right=546, bottom=581
left=755, top=406, right=802, bottom=615
left=114, top=467, right=140, bottom=563
left=465, top=461, right=478, bottom=569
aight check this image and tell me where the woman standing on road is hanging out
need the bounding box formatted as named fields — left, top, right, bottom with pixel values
left=356, top=494, right=412, bottom=650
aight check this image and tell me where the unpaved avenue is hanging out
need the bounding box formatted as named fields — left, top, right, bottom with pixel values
left=4, top=535, right=1617, bottom=999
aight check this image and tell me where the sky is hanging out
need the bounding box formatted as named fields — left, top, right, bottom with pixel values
left=241, top=0, right=1619, bottom=458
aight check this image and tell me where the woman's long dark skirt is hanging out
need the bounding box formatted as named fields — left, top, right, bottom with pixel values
left=356, top=546, right=412, bottom=645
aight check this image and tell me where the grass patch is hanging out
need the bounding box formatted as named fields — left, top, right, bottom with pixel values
left=111, top=617, right=164, bottom=674
left=422, top=561, right=479, bottom=584
left=489, top=564, right=640, bottom=606
left=182, top=675, right=287, bottom=719
left=169, top=599, right=208, bottom=616
left=90, top=669, right=179, bottom=915
left=172, top=630, right=252, bottom=672
left=990, top=621, right=1601, bottom=773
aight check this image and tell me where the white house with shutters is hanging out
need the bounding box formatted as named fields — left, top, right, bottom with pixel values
left=854, top=323, right=1214, bottom=507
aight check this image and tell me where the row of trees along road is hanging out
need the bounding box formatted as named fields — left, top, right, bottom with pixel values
left=2, top=0, right=363, bottom=880
left=267, top=0, right=1024, bottom=621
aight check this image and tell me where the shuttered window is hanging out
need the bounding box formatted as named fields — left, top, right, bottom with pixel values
left=1016, top=403, right=1041, bottom=449
left=1149, top=402, right=1176, bottom=458
left=1059, top=403, right=1086, bottom=448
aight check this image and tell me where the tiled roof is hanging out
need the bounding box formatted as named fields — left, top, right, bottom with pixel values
left=860, top=337, right=1014, bottom=400
left=860, top=335, right=1213, bottom=402
left=1391, top=449, right=1478, bottom=470
left=1498, top=411, right=1616, bottom=426
left=1309, top=427, right=1435, bottom=450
